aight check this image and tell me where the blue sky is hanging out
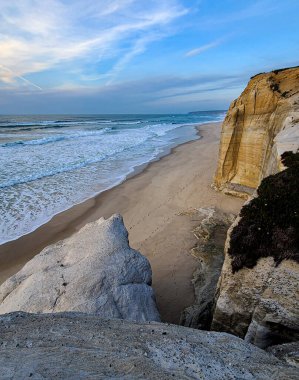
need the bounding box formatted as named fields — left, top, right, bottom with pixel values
left=0, top=0, right=298, bottom=114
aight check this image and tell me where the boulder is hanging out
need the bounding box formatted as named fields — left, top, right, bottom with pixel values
left=0, top=214, right=160, bottom=322
left=0, top=312, right=297, bottom=379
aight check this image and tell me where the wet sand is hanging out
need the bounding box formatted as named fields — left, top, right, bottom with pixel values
left=0, top=122, right=244, bottom=323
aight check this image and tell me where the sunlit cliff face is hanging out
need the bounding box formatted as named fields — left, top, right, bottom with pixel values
left=214, top=67, right=299, bottom=195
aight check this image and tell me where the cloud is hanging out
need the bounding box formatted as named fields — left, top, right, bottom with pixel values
left=0, top=65, right=42, bottom=90
left=104, top=32, right=169, bottom=84
left=0, top=0, right=187, bottom=88
left=185, top=38, right=223, bottom=57
left=0, top=72, right=248, bottom=113
left=83, top=0, right=136, bottom=17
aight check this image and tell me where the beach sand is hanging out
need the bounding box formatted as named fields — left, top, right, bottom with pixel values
left=0, top=122, right=243, bottom=323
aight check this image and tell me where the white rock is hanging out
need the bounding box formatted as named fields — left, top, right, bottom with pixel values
left=0, top=214, right=160, bottom=322
left=0, top=312, right=297, bottom=380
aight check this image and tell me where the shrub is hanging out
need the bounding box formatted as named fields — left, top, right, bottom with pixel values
left=270, top=83, right=280, bottom=92
left=229, top=152, right=299, bottom=272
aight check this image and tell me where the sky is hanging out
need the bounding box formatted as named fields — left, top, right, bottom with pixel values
left=0, top=0, right=298, bottom=114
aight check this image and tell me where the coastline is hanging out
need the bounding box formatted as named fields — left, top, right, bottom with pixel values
left=0, top=121, right=200, bottom=246
left=0, top=122, right=243, bottom=323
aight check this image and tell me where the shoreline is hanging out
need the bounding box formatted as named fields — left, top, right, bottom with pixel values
left=0, top=122, right=243, bottom=323
left=0, top=123, right=200, bottom=246
left=0, top=126, right=201, bottom=274
left=0, top=126, right=201, bottom=263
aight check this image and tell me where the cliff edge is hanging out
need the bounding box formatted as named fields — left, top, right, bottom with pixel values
left=214, top=66, right=299, bottom=197
left=0, top=312, right=297, bottom=379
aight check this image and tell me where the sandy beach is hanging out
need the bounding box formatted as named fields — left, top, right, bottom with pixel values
left=0, top=122, right=243, bottom=323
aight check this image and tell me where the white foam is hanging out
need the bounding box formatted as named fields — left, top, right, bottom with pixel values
left=0, top=114, right=224, bottom=243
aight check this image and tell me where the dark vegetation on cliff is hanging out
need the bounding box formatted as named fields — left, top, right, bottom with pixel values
left=250, top=65, right=299, bottom=79
left=229, top=151, right=299, bottom=272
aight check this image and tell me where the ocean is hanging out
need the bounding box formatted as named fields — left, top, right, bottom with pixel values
left=0, top=112, right=225, bottom=243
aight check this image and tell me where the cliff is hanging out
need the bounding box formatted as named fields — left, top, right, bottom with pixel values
left=214, top=66, right=299, bottom=197
left=0, top=312, right=297, bottom=379
left=212, top=228, right=299, bottom=349
left=212, top=152, right=299, bottom=348
left=209, top=67, right=299, bottom=355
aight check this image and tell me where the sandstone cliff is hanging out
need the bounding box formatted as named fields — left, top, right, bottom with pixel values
left=0, top=214, right=160, bottom=322
left=0, top=312, right=298, bottom=379
left=214, top=66, right=299, bottom=197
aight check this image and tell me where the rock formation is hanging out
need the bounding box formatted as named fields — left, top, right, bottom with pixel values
left=211, top=68, right=299, bottom=350
left=267, top=342, right=299, bottom=368
left=214, top=66, right=299, bottom=198
left=0, top=214, right=160, bottom=322
left=212, top=151, right=299, bottom=348
left=212, top=246, right=299, bottom=348
left=180, top=208, right=235, bottom=330
left=0, top=311, right=298, bottom=379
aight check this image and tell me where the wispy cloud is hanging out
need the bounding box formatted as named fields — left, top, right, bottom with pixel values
left=0, top=72, right=248, bottom=113
left=104, top=32, right=169, bottom=84
left=0, top=65, right=43, bottom=90
left=0, top=0, right=187, bottom=88
left=185, top=38, right=224, bottom=57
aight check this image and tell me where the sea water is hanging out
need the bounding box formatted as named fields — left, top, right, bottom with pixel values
left=0, top=112, right=225, bottom=243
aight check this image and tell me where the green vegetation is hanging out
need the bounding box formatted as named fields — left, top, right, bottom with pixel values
left=229, top=151, right=299, bottom=272
left=269, top=82, right=280, bottom=93
left=250, top=72, right=266, bottom=79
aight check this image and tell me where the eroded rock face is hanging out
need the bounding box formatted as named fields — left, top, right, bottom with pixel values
left=214, top=66, right=299, bottom=197
left=180, top=208, right=235, bottom=330
left=267, top=342, right=299, bottom=368
left=0, top=312, right=298, bottom=380
left=0, top=214, right=160, bottom=322
left=211, top=218, right=299, bottom=349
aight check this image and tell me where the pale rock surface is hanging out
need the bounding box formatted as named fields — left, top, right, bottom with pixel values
left=0, top=312, right=298, bottom=380
left=275, top=113, right=299, bottom=170
left=211, top=218, right=299, bottom=348
left=214, top=66, right=299, bottom=197
left=0, top=214, right=160, bottom=322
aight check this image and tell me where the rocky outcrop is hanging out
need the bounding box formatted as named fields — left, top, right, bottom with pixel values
left=267, top=342, right=299, bottom=368
left=0, top=214, right=160, bottom=322
left=214, top=66, right=299, bottom=198
left=0, top=312, right=298, bottom=379
left=211, top=218, right=299, bottom=348
left=180, top=208, right=235, bottom=330
left=212, top=152, right=299, bottom=348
